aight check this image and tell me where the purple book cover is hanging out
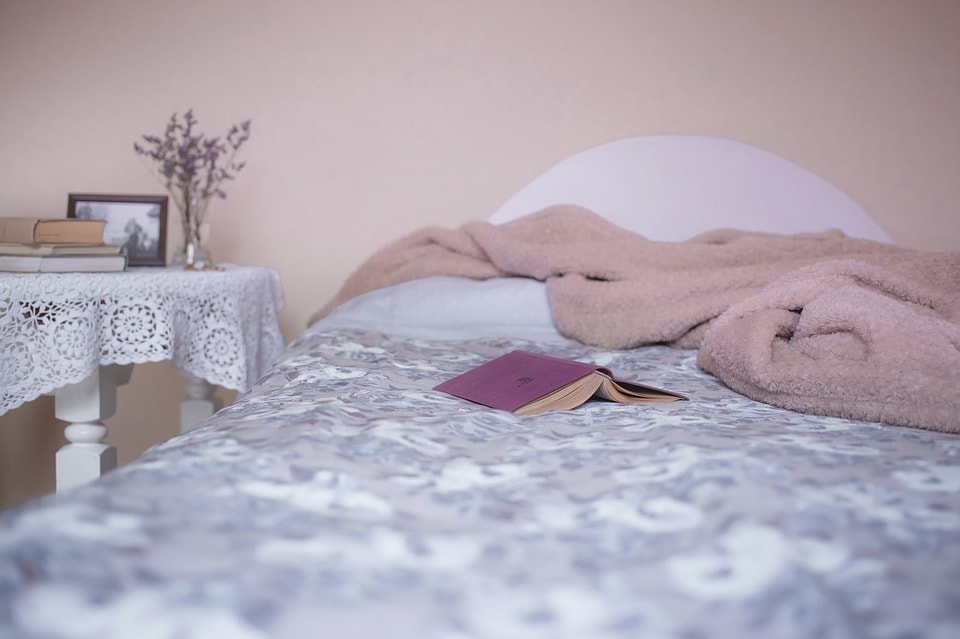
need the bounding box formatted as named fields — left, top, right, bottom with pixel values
left=434, top=350, right=607, bottom=411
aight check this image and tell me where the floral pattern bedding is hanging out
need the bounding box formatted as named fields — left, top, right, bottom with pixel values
left=1, top=325, right=959, bottom=639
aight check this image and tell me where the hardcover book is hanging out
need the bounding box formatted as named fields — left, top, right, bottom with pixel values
left=0, top=253, right=127, bottom=273
left=0, top=242, right=121, bottom=256
left=434, top=350, right=687, bottom=415
left=0, top=217, right=106, bottom=244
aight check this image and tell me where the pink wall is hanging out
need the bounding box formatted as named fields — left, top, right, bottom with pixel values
left=2, top=0, right=958, bottom=507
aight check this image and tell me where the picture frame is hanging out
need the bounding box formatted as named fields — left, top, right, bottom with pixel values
left=67, top=193, right=168, bottom=267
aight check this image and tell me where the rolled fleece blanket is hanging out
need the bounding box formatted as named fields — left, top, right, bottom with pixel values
left=698, top=257, right=960, bottom=433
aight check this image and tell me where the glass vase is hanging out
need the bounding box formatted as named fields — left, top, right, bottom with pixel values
left=172, top=239, right=214, bottom=270
left=171, top=197, right=215, bottom=270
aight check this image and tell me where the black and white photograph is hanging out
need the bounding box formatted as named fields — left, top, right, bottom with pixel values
left=67, top=193, right=168, bottom=266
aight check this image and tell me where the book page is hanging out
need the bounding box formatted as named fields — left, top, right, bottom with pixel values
left=515, top=374, right=603, bottom=415
left=595, top=372, right=686, bottom=402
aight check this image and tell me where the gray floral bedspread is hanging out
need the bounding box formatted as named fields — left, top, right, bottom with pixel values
left=1, top=326, right=959, bottom=639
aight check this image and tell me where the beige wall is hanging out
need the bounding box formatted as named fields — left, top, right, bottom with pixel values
left=2, top=0, right=958, bottom=508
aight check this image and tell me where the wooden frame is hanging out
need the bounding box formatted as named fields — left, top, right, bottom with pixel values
left=67, top=193, right=168, bottom=266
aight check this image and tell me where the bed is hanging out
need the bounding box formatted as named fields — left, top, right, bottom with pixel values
left=1, top=136, right=958, bottom=639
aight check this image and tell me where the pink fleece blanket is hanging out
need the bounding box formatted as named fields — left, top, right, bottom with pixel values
left=312, top=206, right=960, bottom=432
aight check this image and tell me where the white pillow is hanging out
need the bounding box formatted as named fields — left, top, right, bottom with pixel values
left=311, top=276, right=567, bottom=342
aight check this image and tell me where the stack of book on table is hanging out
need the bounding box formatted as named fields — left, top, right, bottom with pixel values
left=0, top=217, right=127, bottom=273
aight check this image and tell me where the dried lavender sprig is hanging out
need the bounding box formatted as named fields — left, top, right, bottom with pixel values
left=133, top=109, right=251, bottom=235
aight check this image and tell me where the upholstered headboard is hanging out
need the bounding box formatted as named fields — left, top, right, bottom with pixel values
left=489, top=135, right=893, bottom=243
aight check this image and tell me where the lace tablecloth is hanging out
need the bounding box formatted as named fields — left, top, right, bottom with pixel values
left=0, top=265, right=286, bottom=417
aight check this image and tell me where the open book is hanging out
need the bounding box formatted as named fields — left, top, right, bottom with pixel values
left=434, top=350, right=686, bottom=415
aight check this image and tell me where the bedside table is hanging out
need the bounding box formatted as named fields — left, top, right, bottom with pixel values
left=0, top=264, right=285, bottom=491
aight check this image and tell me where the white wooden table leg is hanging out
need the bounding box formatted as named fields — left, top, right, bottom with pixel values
left=53, top=364, right=132, bottom=492
left=180, top=373, right=223, bottom=433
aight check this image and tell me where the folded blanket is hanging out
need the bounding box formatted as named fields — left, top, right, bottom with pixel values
left=698, top=258, right=960, bottom=432
left=312, top=205, right=960, bottom=431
